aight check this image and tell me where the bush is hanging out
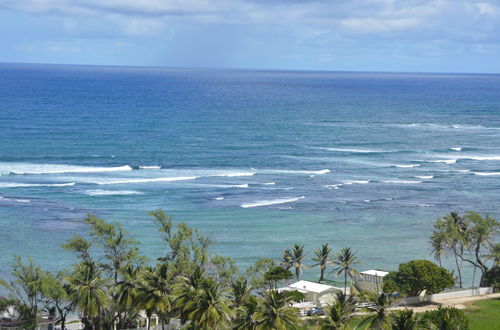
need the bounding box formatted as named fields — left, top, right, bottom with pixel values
left=421, top=307, right=469, bottom=329
left=382, top=260, right=454, bottom=296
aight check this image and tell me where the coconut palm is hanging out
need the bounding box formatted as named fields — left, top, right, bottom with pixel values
left=281, top=249, right=293, bottom=271
left=331, top=247, right=361, bottom=293
left=137, top=264, right=173, bottom=330
left=357, top=293, right=393, bottom=330
left=291, top=245, right=305, bottom=281
left=391, top=309, right=419, bottom=330
left=231, top=277, right=252, bottom=308
left=429, top=231, right=446, bottom=267
left=68, top=261, right=109, bottom=330
left=322, top=291, right=356, bottom=329
left=255, top=290, right=298, bottom=330
left=233, top=295, right=260, bottom=330
left=116, top=264, right=140, bottom=311
left=312, top=243, right=332, bottom=282
left=434, top=212, right=468, bottom=288
left=183, top=277, right=232, bottom=329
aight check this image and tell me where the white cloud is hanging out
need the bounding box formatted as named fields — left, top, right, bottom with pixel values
left=0, top=0, right=499, bottom=43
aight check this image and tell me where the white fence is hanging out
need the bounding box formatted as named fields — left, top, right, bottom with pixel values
left=393, top=287, right=493, bottom=306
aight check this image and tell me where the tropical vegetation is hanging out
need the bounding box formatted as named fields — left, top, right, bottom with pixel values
left=0, top=210, right=497, bottom=329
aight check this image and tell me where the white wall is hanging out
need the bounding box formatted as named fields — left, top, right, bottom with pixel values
left=393, top=287, right=493, bottom=306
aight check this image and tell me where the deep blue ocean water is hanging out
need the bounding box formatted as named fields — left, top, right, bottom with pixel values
left=1, top=63, right=500, bottom=283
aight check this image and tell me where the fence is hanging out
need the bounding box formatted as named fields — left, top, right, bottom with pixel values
left=392, top=287, right=493, bottom=306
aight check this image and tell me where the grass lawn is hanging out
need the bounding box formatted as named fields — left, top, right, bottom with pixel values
left=465, top=298, right=500, bottom=330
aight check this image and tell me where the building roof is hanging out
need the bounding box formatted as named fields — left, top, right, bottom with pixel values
left=288, top=280, right=338, bottom=294
left=361, top=269, right=389, bottom=277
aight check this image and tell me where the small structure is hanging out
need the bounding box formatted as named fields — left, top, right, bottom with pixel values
left=356, top=269, right=389, bottom=293
left=282, top=280, right=344, bottom=307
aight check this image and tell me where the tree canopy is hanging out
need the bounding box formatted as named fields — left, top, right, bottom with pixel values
left=383, top=260, right=454, bottom=296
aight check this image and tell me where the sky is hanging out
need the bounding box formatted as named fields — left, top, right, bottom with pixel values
left=0, top=0, right=499, bottom=73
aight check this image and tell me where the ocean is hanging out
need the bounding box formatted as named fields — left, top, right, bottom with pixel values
left=1, top=63, right=499, bottom=283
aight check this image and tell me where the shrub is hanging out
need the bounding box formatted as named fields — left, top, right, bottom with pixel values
left=382, top=260, right=454, bottom=296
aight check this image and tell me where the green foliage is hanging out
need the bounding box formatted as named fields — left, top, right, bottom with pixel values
left=246, top=258, right=277, bottom=289
left=331, top=247, right=361, bottom=293
left=431, top=211, right=499, bottom=288
left=391, top=309, right=419, bottom=330
left=233, top=294, right=260, bottom=330
left=481, top=266, right=500, bottom=288
left=264, top=266, right=293, bottom=288
left=254, top=290, right=298, bottom=330
left=292, top=244, right=306, bottom=280
left=207, top=255, right=238, bottom=286
left=357, top=293, right=394, bottom=330
left=312, top=243, right=332, bottom=283
left=284, top=290, right=305, bottom=303
left=323, top=291, right=357, bottom=329
left=421, top=306, right=469, bottom=329
left=67, top=260, right=109, bottom=328
left=41, top=272, right=74, bottom=330
left=230, top=277, right=252, bottom=308
left=0, top=256, right=50, bottom=329
left=383, top=260, right=454, bottom=296
left=281, top=249, right=293, bottom=271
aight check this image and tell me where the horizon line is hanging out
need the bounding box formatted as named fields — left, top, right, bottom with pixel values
left=1, top=61, right=499, bottom=76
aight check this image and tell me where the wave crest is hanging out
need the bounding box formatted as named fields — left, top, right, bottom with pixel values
left=241, top=196, right=305, bottom=208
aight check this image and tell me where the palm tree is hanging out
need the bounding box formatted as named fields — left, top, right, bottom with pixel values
left=116, top=264, right=142, bottom=328
left=137, top=264, right=173, bottom=330
left=357, top=293, right=393, bottom=330
left=291, top=245, right=305, bottom=281
left=429, top=231, right=446, bottom=267
left=435, top=212, right=468, bottom=288
left=391, top=309, right=419, bottom=330
left=312, top=243, right=332, bottom=282
left=281, top=249, right=293, bottom=271
left=68, top=261, right=109, bottom=330
left=255, top=290, right=298, bottom=330
left=231, top=277, right=252, bottom=308
left=233, top=295, right=260, bottom=330
left=184, top=277, right=232, bottom=329
left=331, top=248, right=361, bottom=293
left=322, top=291, right=356, bottom=329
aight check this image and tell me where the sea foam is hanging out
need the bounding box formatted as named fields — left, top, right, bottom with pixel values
left=383, top=180, right=422, bottom=184
left=415, top=175, right=434, bottom=179
left=241, top=196, right=305, bottom=208
left=95, top=176, right=198, bottom=185
left=0, top=182, right=75, bottom=188
left=263, top=169, right=330, bottom=175
left=395, top=164, right=420, bottom=168
left=318, top=147, right=380, bottom=153
left=0, top=163, right=132, bottom=175
left=84, top=190, right=144, bottom=196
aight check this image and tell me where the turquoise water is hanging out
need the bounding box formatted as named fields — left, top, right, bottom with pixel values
left=1, top=63, right=500, bottom=283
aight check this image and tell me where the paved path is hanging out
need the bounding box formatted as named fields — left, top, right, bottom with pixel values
left=390, top=292, right=500, bottom=313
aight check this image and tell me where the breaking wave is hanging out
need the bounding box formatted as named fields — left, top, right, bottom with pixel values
left=241, top=196, right=305, bottom=208
left=84, top=190, right=144, bottom=196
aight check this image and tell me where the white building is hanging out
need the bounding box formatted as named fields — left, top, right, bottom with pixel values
left=280, top=280, right=345, bottom=307
left=356, top=269, right=389, bottom=293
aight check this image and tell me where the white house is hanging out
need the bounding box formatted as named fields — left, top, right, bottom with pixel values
left=281, top=280, right=344, bottom=307
left=356, top=269, right=389, bottom=293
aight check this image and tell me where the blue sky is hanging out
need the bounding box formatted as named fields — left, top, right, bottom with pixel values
left=0, top=0, right=499, bottom=73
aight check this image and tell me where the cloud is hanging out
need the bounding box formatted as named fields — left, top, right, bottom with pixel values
left=1, top=0, right=499, bottom=72
left=0, top=0, right=498, bottom=43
